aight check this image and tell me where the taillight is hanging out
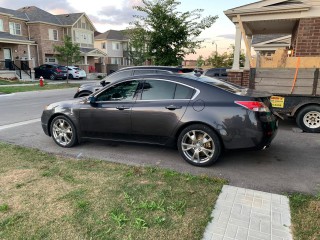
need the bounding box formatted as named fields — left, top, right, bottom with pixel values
left=235, top=101, right=270, bottom=112
left=178, top=70, right=183, bottom=73
left=56, top=69, right=61, bottom=72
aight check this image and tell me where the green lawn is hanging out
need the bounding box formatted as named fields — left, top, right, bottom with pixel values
left=0, top=79, right=36, bottom=85
left=289, top=193, right=320, bottom=239
left=0, top=143, right=225, bottom=240
left=0, top=83, right=80, bottom=94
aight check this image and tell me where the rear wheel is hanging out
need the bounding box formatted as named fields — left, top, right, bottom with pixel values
left=49, top=74, right=55, bottom=80
left=68, top=74, right=74, bottom=79
left=296, top=105, right=320, bottom=133
left=177, top=124, right=221, bottom=167
left=50, top=116, right=77, bottom=147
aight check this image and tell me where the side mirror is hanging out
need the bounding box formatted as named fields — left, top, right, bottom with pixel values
left=88, top=96, right=96, bottom=104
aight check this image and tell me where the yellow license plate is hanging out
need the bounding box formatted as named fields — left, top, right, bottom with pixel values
left=270, top=96, right=285, bottom=108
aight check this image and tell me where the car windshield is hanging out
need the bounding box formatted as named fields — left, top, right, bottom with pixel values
left=187, top=75, right=244, bottom=94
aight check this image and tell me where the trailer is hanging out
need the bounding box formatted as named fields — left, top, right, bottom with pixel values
left=250, top=68, right=320, bottom=133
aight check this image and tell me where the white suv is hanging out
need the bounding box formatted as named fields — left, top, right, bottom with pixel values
left=67, top=66, right=87, bottom=79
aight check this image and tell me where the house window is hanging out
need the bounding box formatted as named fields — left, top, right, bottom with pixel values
left=112, top=42, right=120, bottom=51
left=49, top=29, right=58, bottom=41
left=9, top=22, right=21, bottom=35
left=0, top=19, right=3, bottom=32
left=111, top=58, right=121, bottom=64
left=101, top=42, right=106, bottom=49
left=45, top=57, right=57, bottom=63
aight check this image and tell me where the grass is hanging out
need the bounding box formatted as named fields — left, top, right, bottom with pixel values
left=0, top=142, right=226, bottom=240
left=289, top=193, right=320, bottom=240
left=0, top=83, right=80, bottom=94
left=0, top=79, right=38, bottom=85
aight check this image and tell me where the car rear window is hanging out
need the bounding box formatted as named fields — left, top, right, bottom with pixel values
left=58, top=66, right=67, bottom=71
left=194, top=76, right=243, bottom=94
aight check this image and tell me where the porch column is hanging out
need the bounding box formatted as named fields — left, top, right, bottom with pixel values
left=84, top=55, right=88, bottom=65
left=244, top=35, right=252, bottom=69
left=27, top=44, right=31, bottom=60
left=232, top=23, right=242, bottom=70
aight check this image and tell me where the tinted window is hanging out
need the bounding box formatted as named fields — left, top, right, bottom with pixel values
left=133, top=69, right=156, bottom=75
left=196, top=76, right=243, bottom=94
left=141, top=80, right=175, bottom=100
left=174, top=84, right=194, bottom=99
left=96, top=81, right=139, bottom=102
left=58, top=66, right=67, bottom=71
left=156, top=70, right=172, bottom=74
left=106, top=70, right=132, bottom=82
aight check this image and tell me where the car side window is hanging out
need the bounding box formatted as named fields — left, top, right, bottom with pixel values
left=106, top=70, right=132, bottom=82
left=174, top=84, right=194, bottom=99
left=96, top=81, right=139, bottom=102
left=141, top=80, right=176, bottom=100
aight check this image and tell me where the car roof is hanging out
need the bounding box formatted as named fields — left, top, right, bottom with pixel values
left=117, top=66, right=193, bottom=71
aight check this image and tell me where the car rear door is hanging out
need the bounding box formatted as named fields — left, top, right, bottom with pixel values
left=131, top=79, right=195, bottom=144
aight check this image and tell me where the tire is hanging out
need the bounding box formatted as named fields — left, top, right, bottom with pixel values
left=50, top=115, right=77, bottom=147
left=49, top=74, right=56, bottom=80
left=177, top=124, right=221, bottom=167
left=296, top=105, right=320, bottom=133
left=68, top=74, right=74, bottom=79
left=77, top=91, right=92, bottom=98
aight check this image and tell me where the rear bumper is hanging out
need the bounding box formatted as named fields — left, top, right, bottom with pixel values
left=223, top=114, right=278, bottom=150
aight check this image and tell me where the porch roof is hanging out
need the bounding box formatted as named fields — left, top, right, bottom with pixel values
left=0, top=32, right=35, bottom=44
left=80, top=48, right=107, bottom=57
left=223, top=0, right=320, bottom=35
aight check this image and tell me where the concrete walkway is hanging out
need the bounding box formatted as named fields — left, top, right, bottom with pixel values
left=203, top=185, right=292, bottom=240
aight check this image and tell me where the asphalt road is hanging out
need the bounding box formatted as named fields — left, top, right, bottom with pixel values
left=0, top=89, right=319, bottom=195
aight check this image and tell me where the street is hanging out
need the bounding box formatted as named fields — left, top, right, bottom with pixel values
left=0, top=88, right=319, bottom=195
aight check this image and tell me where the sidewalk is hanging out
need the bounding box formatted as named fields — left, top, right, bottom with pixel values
left=203, top=185, right=292, bottom=240
left=0, top=79, right=98, bottom=87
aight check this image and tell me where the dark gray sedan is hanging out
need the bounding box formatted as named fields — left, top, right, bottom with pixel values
left=41, top=74, right=278, bottom=167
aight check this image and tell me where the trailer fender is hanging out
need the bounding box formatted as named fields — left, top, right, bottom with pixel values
left=292, top=101, right=320, bottom=116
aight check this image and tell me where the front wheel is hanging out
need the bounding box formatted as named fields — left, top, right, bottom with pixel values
left=296, top=105, right=320, bottom=133
left=177, top=124, right=221, bottom=167
left=50, top=116, right=77, bottom=147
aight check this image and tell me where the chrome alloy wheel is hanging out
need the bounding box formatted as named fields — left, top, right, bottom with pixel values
left=303, top=111, right=320, bottom=129
left=52, top=119, right=73, bottom=146
left=181, top=130, right=215, bottom=164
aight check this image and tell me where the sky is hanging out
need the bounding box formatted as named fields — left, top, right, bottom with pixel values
left=0, top=0, right=255, bottom=59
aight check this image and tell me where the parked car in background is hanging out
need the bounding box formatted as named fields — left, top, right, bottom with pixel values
left=66, top=66, right=87, bottom=79
left=203, top=67, right=230, bottom=80
left=74, top=66, right=195, bottom=98
left=34, top=64, right=68, bottom=80
left=42, top=74, right=278, bottom=167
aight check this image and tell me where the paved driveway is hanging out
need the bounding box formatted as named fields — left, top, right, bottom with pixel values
left=0, top=89, right=319, bottom=195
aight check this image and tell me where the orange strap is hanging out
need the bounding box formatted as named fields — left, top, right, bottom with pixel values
left=291, top=57, right=301, bottom=94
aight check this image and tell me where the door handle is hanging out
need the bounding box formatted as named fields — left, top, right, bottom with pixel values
left=165, top=105, right=182, bottom=110
left=116, top=106, right=130, bottom=110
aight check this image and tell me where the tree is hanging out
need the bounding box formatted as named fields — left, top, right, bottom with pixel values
left=206, top=45, right=246, bottom=68
left=196, top=55, right=205, bottom=67
left=129, top=0, right=218, bottom=66
left=54, top=35, right=82, bottom=83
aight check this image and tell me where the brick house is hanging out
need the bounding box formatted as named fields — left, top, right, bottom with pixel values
left=224, top=0, right=320, bottom=86
left=0, top=6, right=106, bottom=79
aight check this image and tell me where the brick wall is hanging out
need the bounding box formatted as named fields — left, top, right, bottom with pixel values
left=28, top=23, right=65, bottom=64
left=293, top=17, right=320, bottom=57
left=227, top=71, right=243, bottom=86
left=227, top=70, right=250, bottom=88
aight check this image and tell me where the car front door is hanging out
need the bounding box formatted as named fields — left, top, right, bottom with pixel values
left=131, top=79, right=195, bottom=144
left=78, top=80, right=141, bottom=140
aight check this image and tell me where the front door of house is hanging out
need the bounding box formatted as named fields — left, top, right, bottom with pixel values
left=3, top=48, right=12, bottom=69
